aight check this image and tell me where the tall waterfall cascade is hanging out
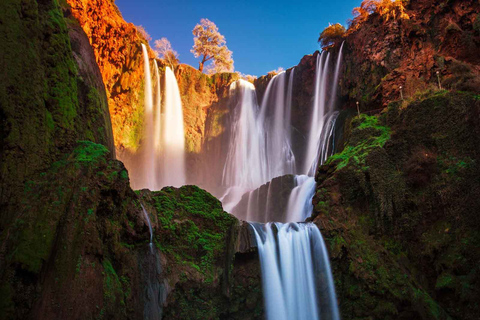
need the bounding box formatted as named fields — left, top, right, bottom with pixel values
left=162, top=66, right=186, bottom=187
left=153, top=60, right=162, bottom=184
left=221, top=79, right=267, bottom=212
left=246, top=47, right=343, bottom=320
left=131, top=44, right=344, bottom=320
left=259, top=71, right=296, bottom=180
left=133, top=48, right=186, bottom=190
left=140, top=44, right=157, bottom=190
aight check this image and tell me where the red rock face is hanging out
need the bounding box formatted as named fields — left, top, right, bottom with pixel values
left=337, top=0, right=480, bottom=110
left=66, top=0, right=152, bottom=152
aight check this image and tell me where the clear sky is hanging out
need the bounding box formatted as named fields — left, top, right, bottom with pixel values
left=115, top=0, right=362, bottom=76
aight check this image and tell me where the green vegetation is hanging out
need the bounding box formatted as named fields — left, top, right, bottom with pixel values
left=71, top=141, right=110, bottom=167
left=327, top=114, right=390, bottom=170
left=151, top=185, right=237, bottom=281
left=318, top=91, right=480, bottom=319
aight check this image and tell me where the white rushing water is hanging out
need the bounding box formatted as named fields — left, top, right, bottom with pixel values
left=162, top=67, right=186, bottom=187
left=286, top=175, right=316, bottom=222
left=248, top=48, right=344, bottom=320
left=132, top=45, right=344, bottom=320
left=221, top=80, right=267, bottom=211
left=304, top=52, right=330, bottom=175
left=153, top=60, right=162, bottom=186
left=141, top=44, right=156, bottom=190
left=259, top=71, right=296, bottom=180
left=251, top=222, right=339, bottom=320
left=140, top=203, right=153, bottom=252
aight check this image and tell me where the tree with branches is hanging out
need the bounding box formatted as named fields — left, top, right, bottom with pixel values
left=154, top=37, right=179, bottom=67
left=191, top=18, right=234, bottom=73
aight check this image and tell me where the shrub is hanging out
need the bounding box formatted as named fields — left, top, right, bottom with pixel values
left=318, top=23, right=346, bottom=49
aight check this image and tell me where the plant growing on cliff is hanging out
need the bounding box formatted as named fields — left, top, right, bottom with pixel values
left=318, top=23, right=346, bottom=49
left=191, top=18, right=234, bottom=73
left=154, top=37, right=179, bottom=67
left=267, top=67, right=284, bottom=76
left=348, top=0, right=409, bottom=31
left=135, top=25, right=152, bottom=41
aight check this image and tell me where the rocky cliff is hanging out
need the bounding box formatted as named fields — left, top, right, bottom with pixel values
left=0, top=1, right=261, bottom=319
left=65, top=0, right=239, bottom=165
left=306, top=2, right=480, bottom=319
left=313, top=91, right=480, bottom=320
left=338, top=0, right=480, bottom=110
left=0, top=0, right=115, bottom=235
left=66, top=0, right=151, bottom=153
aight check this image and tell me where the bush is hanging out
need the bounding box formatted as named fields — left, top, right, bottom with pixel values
left=318, top=23, right=346, bottom=49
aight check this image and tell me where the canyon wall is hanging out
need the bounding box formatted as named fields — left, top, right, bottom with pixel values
left=0, top=1, right=261, bottom=319
left=338, top=0, right=480, bottom=110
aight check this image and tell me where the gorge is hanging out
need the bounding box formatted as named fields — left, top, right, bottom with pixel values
left=1, top=0, right=480, bottom=320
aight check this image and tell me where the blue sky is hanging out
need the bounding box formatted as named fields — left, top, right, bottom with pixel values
left=115, top=0, right=362, bottom=76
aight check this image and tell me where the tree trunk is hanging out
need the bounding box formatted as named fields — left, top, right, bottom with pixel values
left=199, top=61, right=204, bottom=72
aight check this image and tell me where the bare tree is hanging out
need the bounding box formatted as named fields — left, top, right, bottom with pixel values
left=154, top=37, right=179, bottom=66
left=191, top=18, right=234, bottom=73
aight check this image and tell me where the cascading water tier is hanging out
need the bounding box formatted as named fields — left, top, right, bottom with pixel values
left=251, top=222, right=340, bottom=320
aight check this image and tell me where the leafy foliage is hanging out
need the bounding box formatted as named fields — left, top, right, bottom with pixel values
left=191, top=18, right=234, bottom=73
left=348, top=0, right=409, bottom=31
left=318, top=23, right=346, bottom=49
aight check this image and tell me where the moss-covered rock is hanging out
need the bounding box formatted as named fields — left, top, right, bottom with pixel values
left=0, top=141, right=150, bottom=319
left=315, top=91, right=480, bottom=319
left=0, top=0, right=115, bottom=236
left=138, top=186, right=263, bottom=320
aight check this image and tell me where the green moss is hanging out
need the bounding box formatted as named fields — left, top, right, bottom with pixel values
left=436, top=273, right=455, bottom=289
left=120, top=170, right=128, bottom=180
left=102, top=259, right=125, bottom=312
left=327, top=114, right=391, bottom=170
left=150, top=185, right=237, bottom=280
left=474, top=14, right=480, bottom=33
left=71, top=140, right=110, bottom=167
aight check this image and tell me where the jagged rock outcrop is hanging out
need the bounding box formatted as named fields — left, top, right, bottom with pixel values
left=138, top=186, right=262, bottom=320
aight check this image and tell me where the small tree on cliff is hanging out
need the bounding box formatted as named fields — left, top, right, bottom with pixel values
left=348, top=0, right=409, bottom=30
left=135, top=25, right=152, bottom=41
left=318, top=23, right=346, bottom=49
left=191, top=18, right=234, bottom=73
left=154, top=37, right=179, bottom=66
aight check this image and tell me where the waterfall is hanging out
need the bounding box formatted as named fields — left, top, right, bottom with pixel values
left=221, top=79, right=267, bottom=211
left=286, top=68, right=295, bottom=147
left=141, top=44, right=156, bottom=190
left=251, top=222, right=339, bottom=320
left=259, top=71, right=296, bottom=180
left=303, top=47, right=343, bottom=176
left=162, top=67, right=186, bottom=187
left=285, top=175, right=316, bottom=222
left=329, top=42, right=344, bottom=112
left=153, top=60, right=162, bottom=186
left=140, top=203, right=153, bottom=252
